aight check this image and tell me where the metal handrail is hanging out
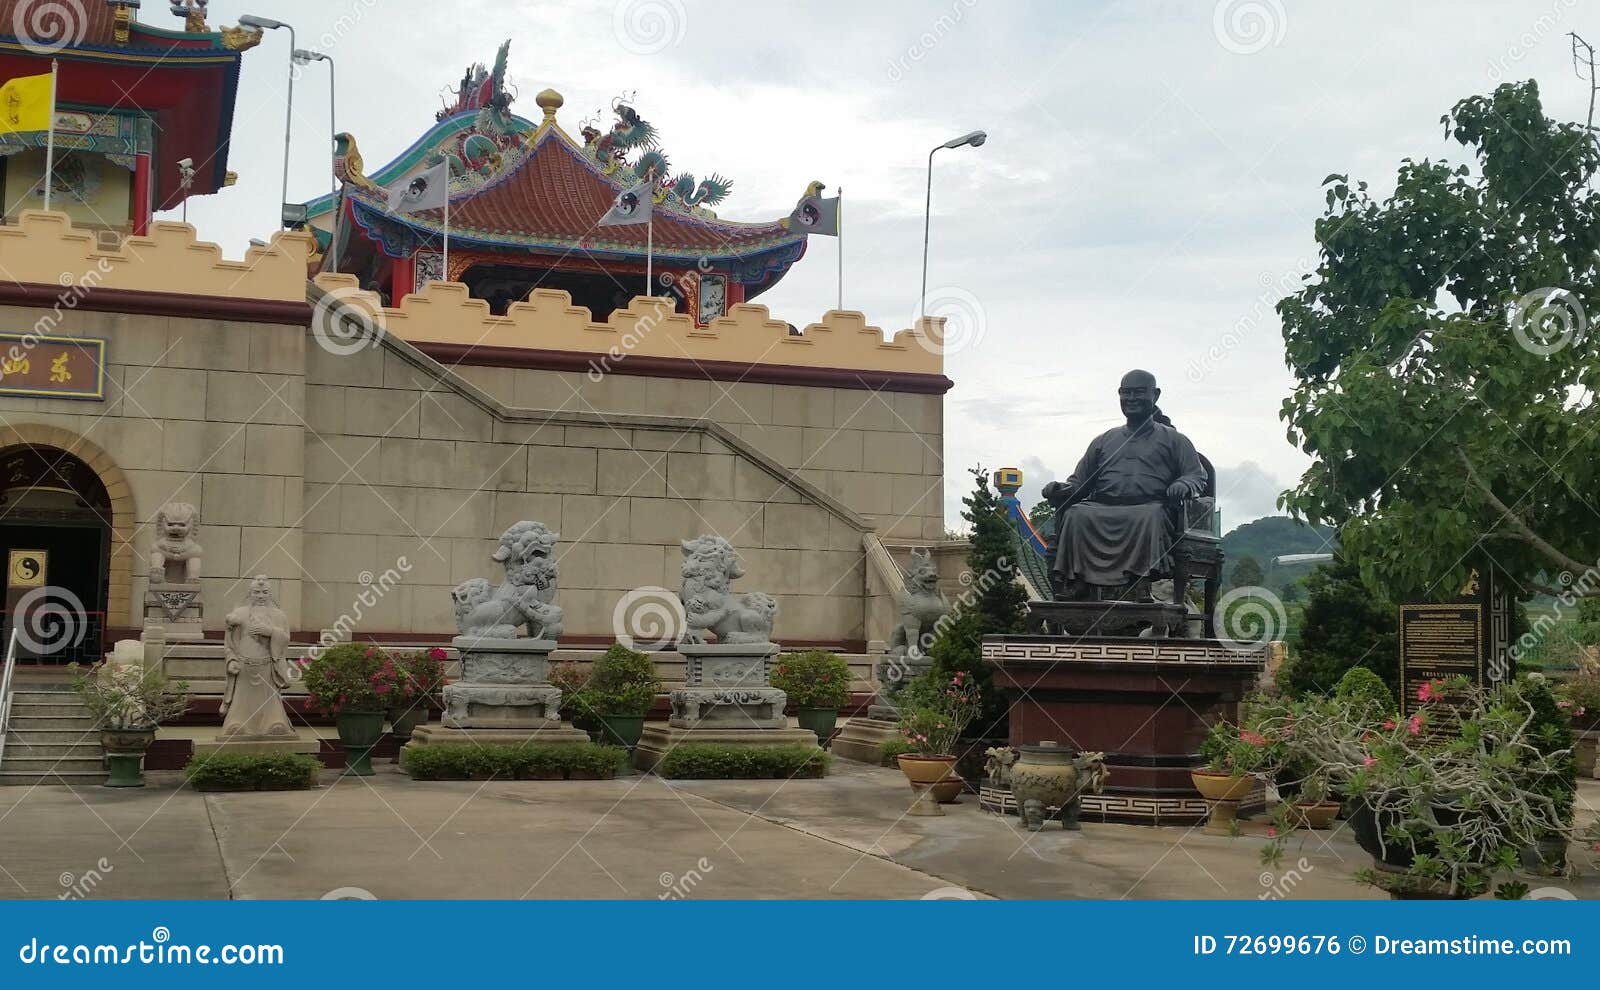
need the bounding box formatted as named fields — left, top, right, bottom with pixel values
left=0, top=630, right=18, bottom=767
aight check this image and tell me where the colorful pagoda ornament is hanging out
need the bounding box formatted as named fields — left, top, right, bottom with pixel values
left=302, top=41, right=825, bottom=326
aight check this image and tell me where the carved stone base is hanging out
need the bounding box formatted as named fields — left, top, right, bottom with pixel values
left=1024, top=599, right=1187, bottom=638
left=670, top=641, right=786, bottom=729
left=442, top=637, right=562, bottom=729
left=633, top=725, right=823, bottom=772
left=404, top=724, right=591, bottom=752
left=145, top=583, right=203, bottom=641
left=831, top=717, right=901, bottom=765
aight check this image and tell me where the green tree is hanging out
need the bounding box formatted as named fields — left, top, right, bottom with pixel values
left=1278, top=559, right=1399, bottom=697
left=1230, top=554, right=1265, bottom=589
left=1279, top=81, right=1600, bottom=603
left=927, top=466, right=1029, bottom=737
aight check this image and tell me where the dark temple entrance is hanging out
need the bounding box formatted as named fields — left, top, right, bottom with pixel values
left=0, top=446, right=111, bottom=664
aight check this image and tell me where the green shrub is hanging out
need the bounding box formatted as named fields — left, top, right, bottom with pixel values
left=771, top=650, right=852, bottom=709
left=655, top=744, right=828, bottom=779
left=553, top=644, right=662, bottom=734
left=879, top=738, right=912, bottom=766
left=398, top=743, right=626, bottom=780
left=1498, top=674, right=1577, bottom=831
left=184, top=752, right=321, bottom=791
left=1334, top=665, right=1395, bottom=714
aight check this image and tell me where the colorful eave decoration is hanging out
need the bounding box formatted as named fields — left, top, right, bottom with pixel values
left=0, top=0, right=260, bottom=205
left=304, top=44, right=815, bottom=292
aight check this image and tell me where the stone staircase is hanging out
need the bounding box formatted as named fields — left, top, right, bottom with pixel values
left=0, top=677, right=106, bottom=786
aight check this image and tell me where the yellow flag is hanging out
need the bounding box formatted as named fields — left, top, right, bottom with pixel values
left=0, top=72, right=53, bottom=135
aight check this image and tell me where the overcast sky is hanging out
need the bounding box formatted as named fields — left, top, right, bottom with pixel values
left=180, top=0, right=1598, bottom=531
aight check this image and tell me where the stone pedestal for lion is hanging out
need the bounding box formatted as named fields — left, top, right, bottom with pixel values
left=405, top=521, right=589, bottom=753
left=633, top=642, right=817, bottom=770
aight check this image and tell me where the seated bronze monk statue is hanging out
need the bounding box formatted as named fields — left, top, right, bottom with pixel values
left=1043, top=370, right=1210, bottom=603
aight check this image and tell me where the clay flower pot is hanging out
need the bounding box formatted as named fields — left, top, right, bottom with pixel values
left=1289, top=800, right=1341, bottom=830
left=1191, top=769, right=1253, bottom=835
left=897, top=754, right=958, bottom=816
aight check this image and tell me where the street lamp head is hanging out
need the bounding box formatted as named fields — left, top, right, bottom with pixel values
left=238, top=14, right=285, bottom=30
left=292, top=48, right=328, bottom=64
left=943, top=130, right=987, bottom=150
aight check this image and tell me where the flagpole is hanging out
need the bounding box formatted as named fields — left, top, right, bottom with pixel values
left=646, top=215, right=653, bottom=298
left=836, top=187, right=844, bottom=311
left=43, top=60, right=57, bottom=211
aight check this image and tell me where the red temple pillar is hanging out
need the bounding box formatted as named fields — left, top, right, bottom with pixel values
left=391, top=255, right=416, bottom=302
left=131, top=153, right=152, bottom=235
left=726, top=280, right=746, bottom=307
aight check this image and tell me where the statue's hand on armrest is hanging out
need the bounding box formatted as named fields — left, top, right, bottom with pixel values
left=1164, top=481, right=1194, bottom=502
left=1042, top=481, right=1074, bottom=505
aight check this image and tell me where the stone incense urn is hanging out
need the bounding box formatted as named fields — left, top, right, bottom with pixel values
left=1009, top=742, right=1109, bottom=831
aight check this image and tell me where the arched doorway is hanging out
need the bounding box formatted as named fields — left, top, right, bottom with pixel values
left=0, top=445, right=112, bottom=663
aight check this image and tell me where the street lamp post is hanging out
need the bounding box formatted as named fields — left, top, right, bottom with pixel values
left=920, top=130, right=987, bottom=322
left=240, top=15, right=296, bottom=227
left=292, top=48, right=335, bottom=198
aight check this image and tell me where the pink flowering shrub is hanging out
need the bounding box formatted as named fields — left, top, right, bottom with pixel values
left=301, top=643, right=402, bottom=715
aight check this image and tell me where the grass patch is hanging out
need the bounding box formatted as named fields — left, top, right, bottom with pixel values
left=399, top=743, right=627, bottom=781
left=655, top=743, right=829, bottom=779
left=184, top=752, right=322, bottom=791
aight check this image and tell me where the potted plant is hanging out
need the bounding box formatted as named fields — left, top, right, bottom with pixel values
left=772, top=650, right=852, bottom=748
left=389, top=646, right=448, bottom=742
left=1192, top=718, right=1270, bottom=801
left=896, top=671, right=981, bottom=814
left=1257, top=676, right=1574, bottom=899
left=553, top=645, right=661, bottom=756
left=301, top=643, right=400, bottom=776
left=70, top=662, right=189, bottom=788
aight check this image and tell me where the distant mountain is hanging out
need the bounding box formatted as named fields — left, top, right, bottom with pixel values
left=1221, top=515, right=1337, bottom=588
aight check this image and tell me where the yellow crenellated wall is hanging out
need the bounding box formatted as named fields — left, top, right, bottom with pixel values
left=311, top=275, right=947, bottom=377
left=0, top=210, right=313, bottom=301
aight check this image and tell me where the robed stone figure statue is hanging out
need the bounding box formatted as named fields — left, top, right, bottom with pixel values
left=1043, top=370, right=1206, bottom=601
left=219, top=575, right=296, bottom=739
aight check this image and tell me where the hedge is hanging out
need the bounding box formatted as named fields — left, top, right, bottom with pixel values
left=184, top=752, right=322, bottom=791
left=655, top=743, right=829, bottom=779
left=399, top=743, right=627, bottom=781
left=879, top=738, right=912, bottom=767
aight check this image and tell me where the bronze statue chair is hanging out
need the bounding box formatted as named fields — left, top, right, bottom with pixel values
left=1166, top=454, right=1223, bottom=638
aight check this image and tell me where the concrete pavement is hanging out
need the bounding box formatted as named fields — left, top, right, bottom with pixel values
left=0, top=763, right=1595, bottom=900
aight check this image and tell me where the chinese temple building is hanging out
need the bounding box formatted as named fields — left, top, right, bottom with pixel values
left=0, top=13, right=956, bottom=776
left=303, top=42, right=808, bottom=324
left=0, top=0, right=260, bottom=243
